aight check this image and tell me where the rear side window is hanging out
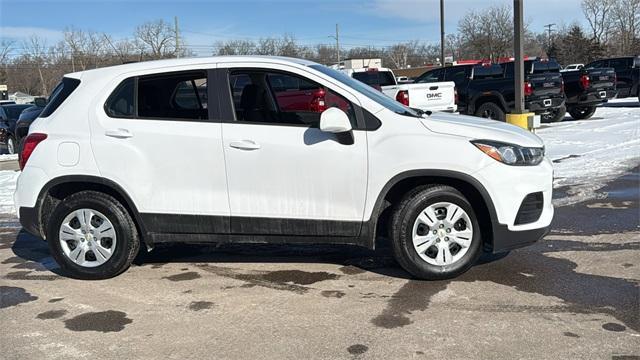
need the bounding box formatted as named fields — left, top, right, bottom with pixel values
left=40, top=77, right=81, bottom=118
left=138, top=71, right=207, bottom=120
left=609, top=58, right=632, bottom=71
left=473, top=65, right=504, bottom=79
left=352, top=71, right=396, bottom=87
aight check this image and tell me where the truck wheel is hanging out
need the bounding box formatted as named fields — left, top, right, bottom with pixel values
left=568, top=106, right=597, bottom=120
left=475, top=102, right=505, bottom=122
left=543, top=104, right=566, bottom=123
left=7, top=136, right=16, bottom=154
left=390, top=185, right=482, bottom=280
left=47, top=191, right=140, bottom=280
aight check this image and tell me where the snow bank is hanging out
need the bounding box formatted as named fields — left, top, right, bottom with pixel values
left=537, top=98, right=640, bottom=205
left=0, top=170, right=19, bottom=214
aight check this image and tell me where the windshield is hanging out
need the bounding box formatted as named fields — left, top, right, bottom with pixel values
left=309, top=65, right=421, bottom=118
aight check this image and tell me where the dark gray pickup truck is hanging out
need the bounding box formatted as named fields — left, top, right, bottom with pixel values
left=555, top=67, right=617, bottom=121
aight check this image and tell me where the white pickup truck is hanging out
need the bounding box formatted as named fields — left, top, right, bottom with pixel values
left=343, top=67, right=457, bottom=113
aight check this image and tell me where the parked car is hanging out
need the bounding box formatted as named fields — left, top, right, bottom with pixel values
left=414, top=59, right=565, bottom=122
left=561, top=64, right=584, bottom=72
left=15, top=56, right=553, bottom=280
left=346, top=67, right=457, bottom=113
left=0, top=103, right=32, bottom=154
left=15, top=104, right=46, bottom=144
left=585, top=56, right=640, bottom=101
left=559, top=66, right=617, bottom=120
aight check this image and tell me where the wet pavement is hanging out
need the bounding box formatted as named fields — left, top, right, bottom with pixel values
left=1, top=169, right=639, bottom=359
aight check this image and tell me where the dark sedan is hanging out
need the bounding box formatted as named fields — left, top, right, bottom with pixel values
left=15, top=105, right=45, bottom=143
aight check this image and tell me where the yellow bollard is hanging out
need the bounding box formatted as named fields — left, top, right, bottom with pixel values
left=506, top=112, right=535, bottom=130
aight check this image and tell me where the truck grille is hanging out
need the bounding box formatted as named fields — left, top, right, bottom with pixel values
left=515, top=192, right=544, bottom=225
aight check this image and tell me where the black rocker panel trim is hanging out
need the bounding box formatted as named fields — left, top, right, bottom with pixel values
left=141, top=213, right=359, bottom=238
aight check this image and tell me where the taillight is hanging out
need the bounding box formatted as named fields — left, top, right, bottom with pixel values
left=454, top=87, right=459, bottom=105
left=560, top=79, right=565, bottom=94
left=19, top=133, right=47, bottom=170
left=396, top=90, right=410, bottom=106
left=309, top=89, right=327, bottom=113
left=580, top=74, right=590, bottom=89
left=524, top=82, right=533, bottom=97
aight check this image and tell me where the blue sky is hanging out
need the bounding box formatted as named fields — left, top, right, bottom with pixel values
left=1, top=0, right=584, bottom=56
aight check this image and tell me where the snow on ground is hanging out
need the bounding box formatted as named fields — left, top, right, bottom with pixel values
left=537, top=97, right=640, bottom=205
left=0, top=154, right=18, bottom=161
left=0, top=170, right=19, bottom=214
left=0, top=98, right=637, bottom=213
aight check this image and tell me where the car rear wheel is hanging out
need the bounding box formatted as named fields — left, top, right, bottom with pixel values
left=47, top=191, right=139, bottom=279
left=475, top=102, right=506, bottom=122
left=390, top=185, right=482, bottom=280
left=568, top=106, right=597, bottom=120
left=542, top=104, right=566, bottom=123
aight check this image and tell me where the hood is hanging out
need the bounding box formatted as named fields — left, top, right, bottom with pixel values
left=421, top=112, right=544, bottom=148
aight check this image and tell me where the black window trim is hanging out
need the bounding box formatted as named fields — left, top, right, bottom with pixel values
left=218, top=67, right=369, bottom=130
left=103, top=69, right=214, bottom=123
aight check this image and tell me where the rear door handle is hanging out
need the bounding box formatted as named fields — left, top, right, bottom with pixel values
left=229, top=140, right=261, bottom=150
left=105, top=128, right=133, bottom=139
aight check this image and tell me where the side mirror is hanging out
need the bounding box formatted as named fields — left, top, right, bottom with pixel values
left=319, top=107, right=352, bottom=133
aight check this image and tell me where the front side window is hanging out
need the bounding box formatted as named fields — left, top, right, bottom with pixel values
left=138, top=71, right=207, bottom=120
left=229, top=70, right=356, bottom=127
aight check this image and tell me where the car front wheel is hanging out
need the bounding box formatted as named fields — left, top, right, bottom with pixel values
left=390, top=185, right=482, bottom=280
left=47, top=191, right=140, bottom=279
left=7, top=136, right=16, bottom=154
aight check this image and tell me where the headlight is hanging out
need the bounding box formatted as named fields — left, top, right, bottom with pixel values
left=472, top=140, right=544, bottom=166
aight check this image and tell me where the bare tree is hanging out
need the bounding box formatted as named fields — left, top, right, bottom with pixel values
left=582, top=0, right=615, bottom=44
left=134, top=19, right=179, bottom=59
left=458, top=5, right=514, bottom=60
left=611, top=0, right=640, bottom=54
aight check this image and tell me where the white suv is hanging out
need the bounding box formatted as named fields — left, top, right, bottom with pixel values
left=14, top=56, right=553, bottom=280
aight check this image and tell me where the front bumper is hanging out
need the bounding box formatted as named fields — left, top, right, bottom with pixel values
left=473, top=157, right=554, bottom=253
left=491, top=223, right=550, bottom=253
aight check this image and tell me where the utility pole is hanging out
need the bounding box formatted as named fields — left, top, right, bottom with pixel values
left=440, top=0, right=445, bottom=66
left=175, top=16, right=180, bottom=58
left=513, top=0, right=525, bottom=114
left=335, top=24, right=340, bottom=67
left=544, top=23, right=555, bottom=50
left=329, top=24, right=340, bottom=67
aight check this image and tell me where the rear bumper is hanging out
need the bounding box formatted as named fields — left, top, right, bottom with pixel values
left=567, top=89, right=617, bottom=106
left=491, top=223, right=550, bottom=253
left=527, top=97, right=565, bottom=113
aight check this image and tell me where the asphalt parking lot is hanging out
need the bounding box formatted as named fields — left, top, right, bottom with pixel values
left=1, top=165, right=638, bottom=359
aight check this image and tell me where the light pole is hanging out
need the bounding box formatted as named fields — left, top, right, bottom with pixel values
left=328, top=24, right=340, bottom=67
left=440, top=0, right=445, bottom=66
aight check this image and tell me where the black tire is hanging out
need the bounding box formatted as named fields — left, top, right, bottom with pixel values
left=568, top=106, right=597, bottom=120
left=47, top=191, right=140, bottom=280
left=542, top=104, right=566, bottom=123
left=390, top=185, right=483, bottom=280
left=474, top=102, right=506, bottom=122
left=7, top=135, right=16, bottom=155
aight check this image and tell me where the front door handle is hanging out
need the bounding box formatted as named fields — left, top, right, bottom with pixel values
left=105, top=128, right=133, bottom=139
left=229, top=140, right=261, bottom=150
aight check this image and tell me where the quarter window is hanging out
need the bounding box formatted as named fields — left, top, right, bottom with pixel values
left=105, top=78, right=134, bottom=117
